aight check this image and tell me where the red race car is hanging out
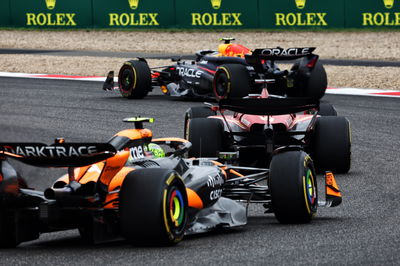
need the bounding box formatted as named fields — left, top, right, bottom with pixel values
left=185, top=76, right=351, bottom=174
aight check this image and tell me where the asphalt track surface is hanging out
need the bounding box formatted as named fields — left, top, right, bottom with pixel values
left=1, top=48, right=400, bottom=67
left=1, top=77, right=400, bottom=265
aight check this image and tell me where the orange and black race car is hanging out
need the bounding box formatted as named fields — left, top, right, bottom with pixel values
left=0, top=118, right=342, bottom=248
left=103, top=38, right=327, bottom=100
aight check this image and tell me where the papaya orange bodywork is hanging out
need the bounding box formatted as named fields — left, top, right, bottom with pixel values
left=115, top=128, right=152, bottom=140
left=186, top=188, right=203, bottom=209
left=325, top=171, right=342, bottom=197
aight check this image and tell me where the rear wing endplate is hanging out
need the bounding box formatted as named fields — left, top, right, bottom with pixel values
left=0, top=143, right=117, bottom=167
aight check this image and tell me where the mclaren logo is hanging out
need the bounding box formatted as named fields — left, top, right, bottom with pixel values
left=211, top=0, right=222, bottom=10
left=128, top=0, right=139, bottom=10
left=45, top=0, right=56, bottom=10
left=295, top=0, right=306, bottom=9
left=383, top=0, right=394, bottom=9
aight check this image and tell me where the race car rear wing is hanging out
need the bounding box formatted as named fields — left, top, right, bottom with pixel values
left=219, top=97, right=318, bottom=116
left=248, top=47, right=316, bottom=61
left=0, top=142, right=117, bottom=167
left=245, top=47, right=318, bottom=73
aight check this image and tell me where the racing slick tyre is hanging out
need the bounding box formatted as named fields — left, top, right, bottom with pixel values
left=184, top=106, right=216, bottom=139
left=318, top=102, right=337, bottom=116
left=119, top=169, right=188, bottom=246
left=269, top=151, right=318, bottom=224
left=312, top=116, right=351, bottom=174
left=0, top=209, right=18, bottom=248
left=289, top=61, right=327, bottom=100
left=213, top=64, right=251, bottom=100
left=187, top=118, right=224, bottom=158
left=118, top=59, right=151, bottom=99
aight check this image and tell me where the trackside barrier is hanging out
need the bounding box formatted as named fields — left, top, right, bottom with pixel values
left=0, top=0, right=399, bottom=28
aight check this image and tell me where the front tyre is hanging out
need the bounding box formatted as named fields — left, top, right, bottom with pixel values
left=184, top=106, right=216, bottom=139
left=312, top=116, right=351, bottom=174
left=269, top=151, right=318, bottom=224
left=118, top=60, right=151, bottom=99
left=187, top=118, right=224, bottom=158
left=119, top=169, right=188, bottom=245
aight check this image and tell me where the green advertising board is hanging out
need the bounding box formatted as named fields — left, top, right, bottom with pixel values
left=1, top=0, right=400, bottom=29
left=175, top=0, right=258, bottom=28
left=9, top=0, right=92, bottom=28
left=0, top=0, right=10, bottom=27
left=93, top=0, right=175, bottom=28
left=345, top=0, right=400, bottom=27
left=259, top=0, right=345, bottom=28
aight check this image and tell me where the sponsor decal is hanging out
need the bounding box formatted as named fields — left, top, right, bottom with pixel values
left=191, top=0, right=242, bottom=26
left=362, top=12, right=400, bottom=26
left=206, top=174, right=224, bottom=188
left=176, top=67, right=203, bottom=78
left=211, top=0, right=222, bottom=10
left=45, top=0, right=56, bottom=10
left=128, top=0, right=139, bottom=10
left=259, top=47, right=312, bottom=56
left=275, top=13, right=327, bottom=26
left=109, top=0, right=159, bottom=26
left=3, top=145, right=97, bottom=157
left=210, top=189, right=222, bottom=200
left=26, top=13, right=76, bottom=26
left=130, top=145, right=144, bottom=160
left=275, top=0, right=327, bottom=27
left=383, top=0, right=395, bottom=9
left=191, top=13, right=242, bottom=26
left=207, top=173, right=223, bottom=200
left=362, top=0, right=399, bottom=26
left=26, top=0, right=76, bottom=26
left=295, top=0, right=306, bottom=9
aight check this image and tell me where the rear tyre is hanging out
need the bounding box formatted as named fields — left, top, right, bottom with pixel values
left=269, top=151, right=317, bottom=224
left=213, top=64, right=251, bottom=100
left=184, top=106, right=216, bottom=139
left=119, top=169, right=187, bottom=245
left=187, top=118, right=223, bottom=158
left=0, top=209, right=18, bottom=248
left=305, top=62, right=327, bottom=100
left=318, top=102, right=337, bottom=116
left=289, top=61, right=327, bottom=100
left=118, top=60, right=151, bottom=99
left=312, top=116, right=351, bottom=174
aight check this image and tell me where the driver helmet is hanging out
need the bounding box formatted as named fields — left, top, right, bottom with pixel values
left=144, top=143, right=165, bottom=158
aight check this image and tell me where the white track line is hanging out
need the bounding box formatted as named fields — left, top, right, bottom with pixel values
left=1, top=72, right=399, bottom=98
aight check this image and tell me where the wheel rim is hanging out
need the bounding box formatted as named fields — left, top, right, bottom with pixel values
left=119, top=67, right=134, bottom=92
left=214, top=72, right=230, bottom=100
left=164, top=184, right=186, bottom=240
left=169, top=189, right=185, bottom=227
left=305, top=169, right=317, bottom=208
